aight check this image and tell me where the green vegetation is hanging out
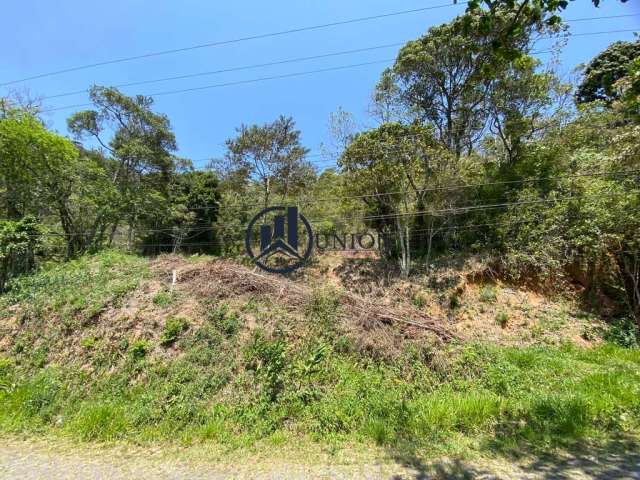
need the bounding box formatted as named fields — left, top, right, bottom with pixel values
left=0, top=250, right=148, bottom=324
left=1, top=332, right=639, bottom=452
left=160, top=317, right=190, bottom=346
left=0, top=1, right=639, bottom=466
left=0, top=252, right=637, bottom=456
left=495, top=311, right=509, bottom=328
left=479, top=286, right=497, bottom=304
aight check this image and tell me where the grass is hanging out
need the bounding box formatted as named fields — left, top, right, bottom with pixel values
left=1, top=340, right=638, bottom=453
left=0, top=250, right=148, bottom=324
left=479, top=286, right=497, bottom=304
left=495, top=311, right=509, bottom=328
left=0, top=252, right=639, bottom=459
left=160, top=317, right=190, bottom=346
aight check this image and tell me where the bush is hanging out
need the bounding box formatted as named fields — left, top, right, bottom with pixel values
left=160, top=318, right=190, bottom=346
left=479, top=286, right=497, bottom=303
left=207, top=304, right=240, bottom=336
left=129, top=340, right=150, bottom=360
left=0, top=216, right=42, bottom=292
left=0, top=358, right=13, bottom=392
left=305, top=289, right=341, bottom=335
left=495, top=312, right=509, bottom=328
left=605, top=318, right=639, bottom=349
left=245, top=331, right=287, bottom=401
left=152, top=291, right=174, bottom=307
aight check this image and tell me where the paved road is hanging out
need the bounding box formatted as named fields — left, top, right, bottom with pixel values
left=1, top=440, right=639, bottom=479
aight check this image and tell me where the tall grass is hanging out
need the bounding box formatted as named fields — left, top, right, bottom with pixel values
left=0, top=252, right=639, bottom=454
left=1, top=342, right=639, bottom=451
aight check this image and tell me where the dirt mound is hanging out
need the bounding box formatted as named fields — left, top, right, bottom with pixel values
left=151, top=257, right=455, bottom=344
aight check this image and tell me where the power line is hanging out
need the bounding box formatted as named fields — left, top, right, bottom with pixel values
left=195, top=169, right=640, bottom=211
left=0, top=1, right=468, bottom=87
left=569, top=28, right=638, bottom=37
left=564, top=13, right=640, bottom=23
left=38, top=13, right=639, bottom=102
left=39, top=27, right=638, bottom=114
left=305, top=190, right=632, bottom=225
left=40, top=59, right=395, bottom=113
left=41, top=43, right=406, bottom=101
left=28, top=173, right=639, bottom=238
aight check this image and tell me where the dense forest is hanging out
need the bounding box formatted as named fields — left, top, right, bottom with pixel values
left=1, top=9, right=638, bottom=328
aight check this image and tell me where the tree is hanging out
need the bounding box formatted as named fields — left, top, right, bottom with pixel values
left=486, top=54, right=570, bottom=165
left=221, top=116, right=314, bottom=208
left=0, top=109, right=112, bottom=258
left=67, top=86, right=178, bottom=247
left=465, top=0, right=630, bottom=61
left=340, top=123, right=454, bottom=277
left=386, top=10, right=543, bottom=160
left=0, top=216, right=41, bottom=292
left=576, top=40, right=640, bottom=105
left=140, top=171, right=221, bottom=254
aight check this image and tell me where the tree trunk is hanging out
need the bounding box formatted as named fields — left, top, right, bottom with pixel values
left=396, top=215, right=410, bottom=278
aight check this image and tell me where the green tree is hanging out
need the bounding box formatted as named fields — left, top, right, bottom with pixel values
left=0, top=216, right=41, bottom=292
left=464, top=0, right=630, bottom=61
left=576, top=40, right=640, bottom=105
left=486, top=54, right=570, bottom=165
left=141, top=171, right=221, bottom=254
left=221, top=116, right=314, bottom=208
left=67, top=86, right=178, bottom=246
left=340, top=123, right=454, bottom=276
left=387, top=11, right=543, bottom=160
left=0, top=109, right=114, bottom=258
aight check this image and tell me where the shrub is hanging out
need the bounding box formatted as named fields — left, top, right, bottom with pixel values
left=130, top=340, right=150, bottom=360
left=152, top=291, right=174, bottom=307
left=160, top=317, right=190, bottom=346
left=245, top=331, right=287, bottom=401
left=305, top=289, right=341, bottom=335
left=479, top=285, right=497, bottom=303
left=0, top=216, right=42, bottom=292
left=495, top=312, right=509, bottom=328
left=449, top=292, right=462, bottom=310
left=72, top=402, right=129, bottom=441
left=0, top=358, right=13, bottom=392
left=208, top=304, right=240, bottom=336
left=81, top=337, right=97, bottom=349
left=412, top=292, right=428, bottom=308
left=605, top=318, right=639, bottom=348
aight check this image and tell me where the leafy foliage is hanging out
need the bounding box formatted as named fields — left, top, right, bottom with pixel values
left=576, top=40, right=640, bottom=104
left=0, top=216, right=41, bottom=292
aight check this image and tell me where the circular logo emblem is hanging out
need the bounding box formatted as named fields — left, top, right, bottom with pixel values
left=245, top=206, right=313, bottom=274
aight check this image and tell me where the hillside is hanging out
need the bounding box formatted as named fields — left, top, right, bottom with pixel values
left=1, top=250, right=639, bottom=473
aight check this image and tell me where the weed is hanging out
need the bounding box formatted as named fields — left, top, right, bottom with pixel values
left=605, top=318, right=639, bottom=349
left=71, top=402, right=129, bottom=441
left=160, top=317, right=189, bottom=346
left=31, top=346, right=49, bottom=369
left=81, top=337, right=98, bottom=349
left=130, top=340, right=150, bottom=360
left=0, top=251, right=147, bottom=323
left=152, top=291, right=174, bottom=308
left=0, top=358, right=13, bottom=392
left=118, top=338, right=129, bottom=352
left=449, top=292, right=462, bottom=310
left=306, top=289, right=341, bottom=335
left=245, top=330, right=287, bottom=401
left=495, top=312, right=509, bottom=328
left=412, top=292, right=428, bottom=309
left=479, top=285, right=497, bottom=303
left=207, top=304, right=240, bottom=336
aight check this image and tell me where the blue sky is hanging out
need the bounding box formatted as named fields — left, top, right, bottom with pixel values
left=1, top=0, right=638, bottom=170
